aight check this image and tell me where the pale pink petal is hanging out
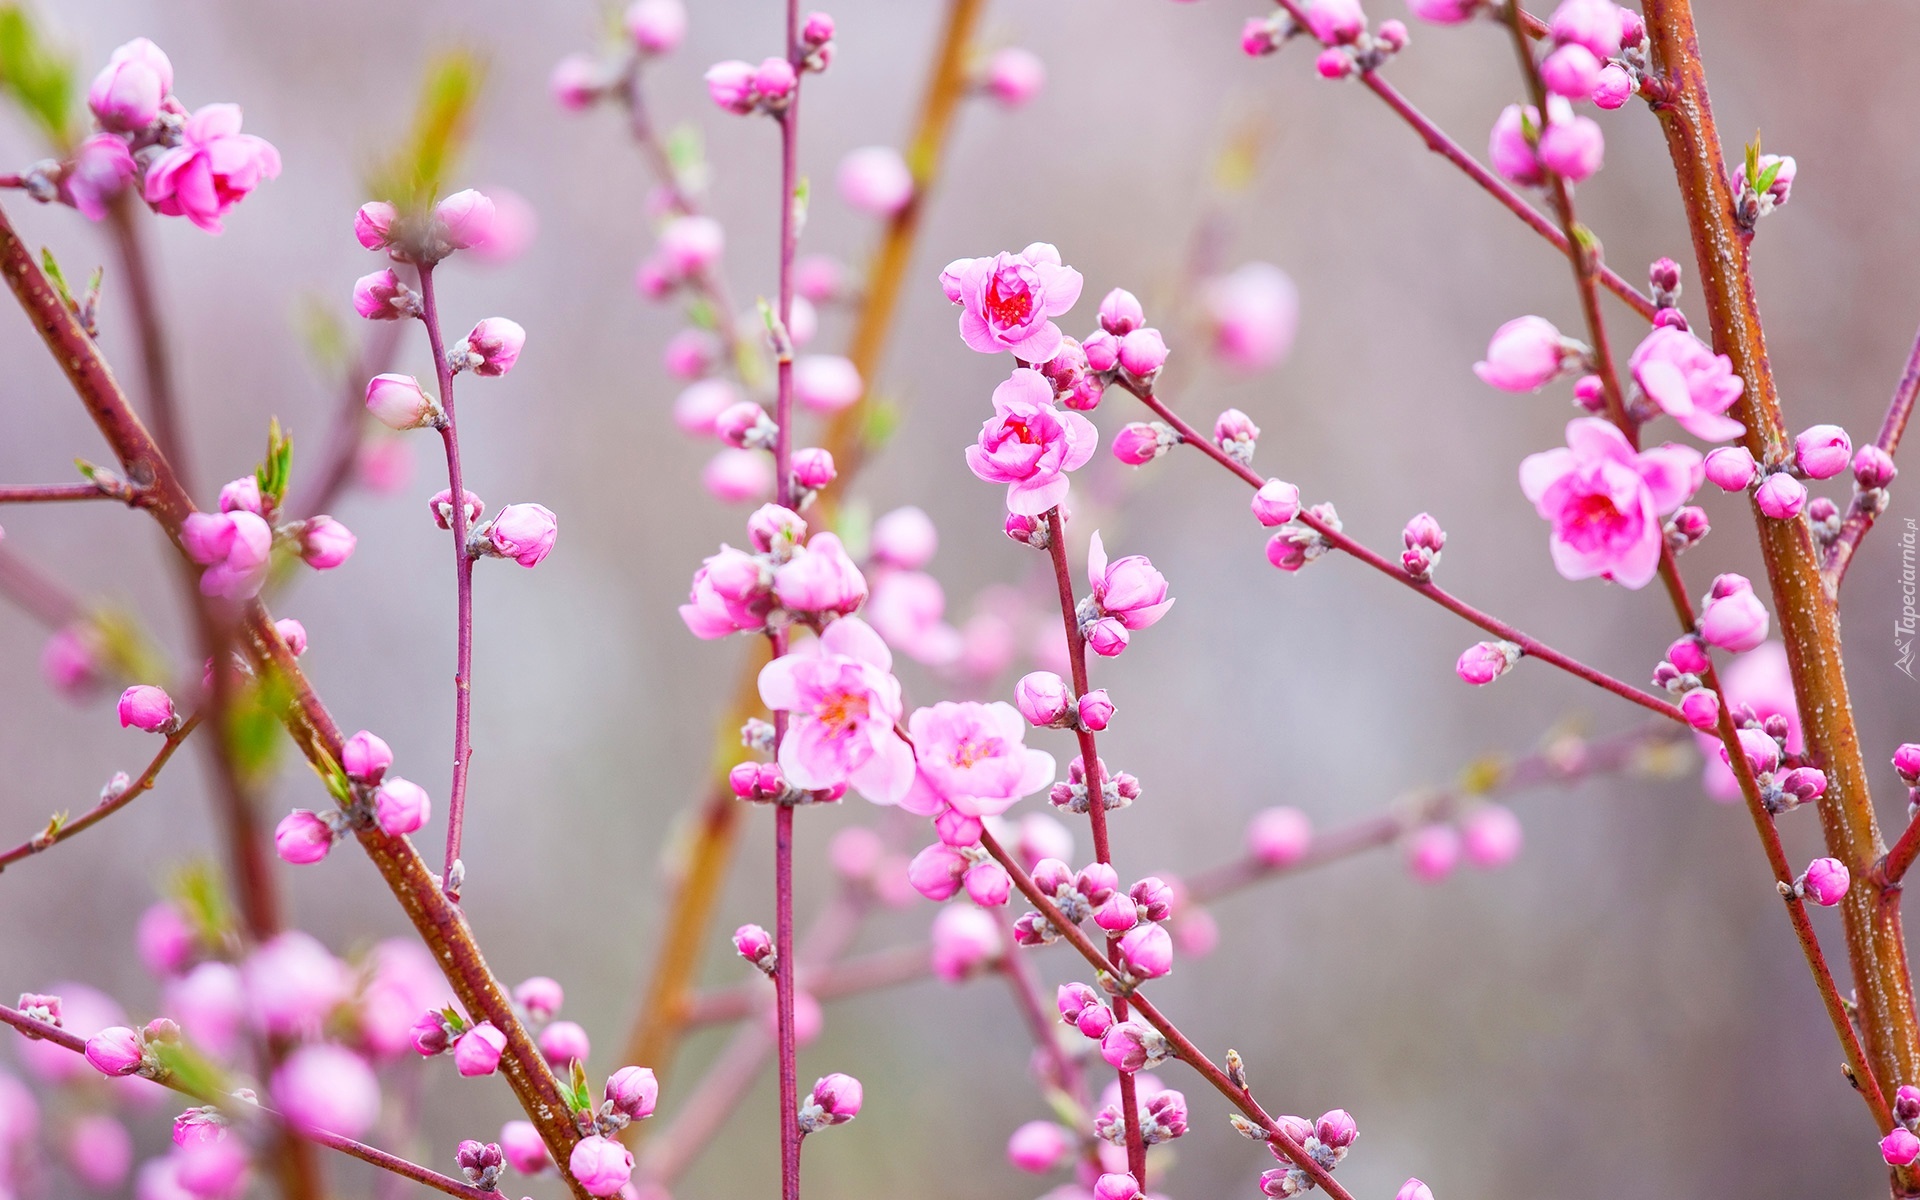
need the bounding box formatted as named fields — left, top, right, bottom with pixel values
left=1058, top=410, right=1099, bottom=471
left=1518, top=447, right=1576, bottom=508
left=959, top=310, right=1001, bottom=354
left=1005, top=321, right=1062, bottom=364
left=1006, top=473, right=1068, bottom=516
left=1563, top=417, right=1634, bottom=464
left=757, top=656, right=805, bottom=712
left=1673, top=409, right=1745, bottom=444
left=1087, top=531, right=1109, bottom=586
left=848, top=732, right=917, bottom=805
left=1635, top=444, right=1705, bottom=512
left=819, top=615, right=892, bottom=672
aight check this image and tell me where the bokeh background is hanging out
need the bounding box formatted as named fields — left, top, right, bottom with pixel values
left=4, top=1, right=1919, bottom=1197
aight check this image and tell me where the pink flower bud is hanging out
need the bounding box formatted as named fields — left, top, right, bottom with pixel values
left=1663, top=635, right=1709, bottom=676
left=85, top=1026, right=145, bottom=1076
left=1085, top=617, right=1129, bottom=657
left=1802, top=857, right=1849, bottom=906
left=607, top=1065, right=659, bottom=1122
left=299, top=516, right=356, bottom=570
left=569, top=1134, right=634, bottom=1196
left=1408, top=0, right=1477, bottom=22
left=1698, top=588, right=1769, bottom=653
left=268, top=1045, right=379, bottom=1140
left=1094, top=1172, right=1143, bottom=1200
left=551, top=54, right=601, bottom=110
left=1898, top=1085, right=1920, bottom=1126
left=754, top=56, right=797, bottom=102
left=1723, top=727, right=1782, bottom=778
left=734, top=923, right=776, bottom=969
left=1303, top=0, right=1367, bottom=43
left=513, top=975, right=564, bottom=1021
left=500, top=1120, right=548, bottom=1174
left=1117, top=327, right=1169, bottom=377
left=463, top=317, right=525, bottom=377
left=1474, top=315, right=1564, bottom=392
left=931, top=904, right=1003, bottom=981
left=1549, top=0, right=1624, bottom=57
left=1129, top=876, right=1174, bottom=922
left=1377, top=19, right=1409, bottom=50
left=871, top=506, right=937, bottom=569
left=1084, top=329, right=1120, bottom=373
left=1032, top=857, right=1074, bottom=897
left=1679, top=687, right=1721, bottom=732
left=1247, top=806, right=1313, bottom=868
left=1116, top=922, right=1172, bottom=979
left=354, top=202, right=397, bottom=250
left=353, top=269, right=410, bottom=320
left=454, top=1023, right=506, bottom=1076
left=804, top=1073, right=863, bottom=1125
left=1592, top=63, right=1634, bottom=109
left=1895, top=744, right=1920, bottom=783
left=1793, top=425, right=1852, bottom=480
left=1702, top=446, right=1757, bottom=491
left=1014, top=671, right=1072, bottom=727
left=1781, top=767, right=1827, bottom=805
left=1316, top=1108, right=1358, bottom=1149
left=908, top=842, right=969, bottom=901
left=1854, top=444, right=1897, bottom=489
left=341, top=730, right=393, bottom=784
left=486, top=503, right=558, bottom=567
left=1215, top=407, right=1260, bottom=451
left=1099, top=288, right=1145, bottom=336
left=218, top=475, right=263, bottom=516
left=1397, top=1180, right=1436, bottom=1200
left=837, top=146, right=914, bottom=216
left=1456, top=640, right=1520, bottom=685
left=1886, top=1129, right=1920, bottom=1167
left=88, top=38, right=173, bottom=131
left=1461, top=804, right=1523, bottom=868
left=1755, top=471, right=1809, bottom=520
left=537, top=1020, right=590, bottom=1067
left=1092, top=890, right=1139, bottom=933
left=1490, top=104, right=1544, bottom=186
left=410, top=1011, right=450, bottom=1056
left=1076, top=862, right=1119, bottom=905
left=658, top=215, right=725, bottom=276
left=705, top=60, right=759, bottom=114
left=1540, top=43, right=1600, bottom=98
left=274, top=810, right=334, bottom=865
left=372, top=777, right=431, bottom=836
left=664, top=328, right=718, bottom=380
left=1252, top=479, right=1303, bottom=527
left=773, top=532, right=867, bottom=615
left=964, top=861, right=1012, bottom=908
left=1406, top=824, right=1462, bottom=883
left=802, top=11, right=835, bottom=46
left=794, top=354, right=863, bottom=413
left=984, top=47, right=1046, bottom=107
left=118, top=684, right=174, bottom=732
left=1076, top=689, right=1115, bottom=732
left=1112, top=423, right=1163, bottom=466
left=365, top=373, right=438, bottom=430
left=1100, top=1022, right=1153, bottom=1072
left=789, top=447, right=836, bottom=491
left=1007, top=1120, right=1071, bottom=1173
left=626, top=0, right=687, bottom=53
left=435, top=189, right=496, bottom=251
left=748, top=504, right=807, bottom=553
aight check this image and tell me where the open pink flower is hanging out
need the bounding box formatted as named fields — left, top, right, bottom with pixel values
left=143, top=104, right=281, bottom=234
left=1518, top=418, right=1702, bottom=589
left=965, top=369, right=1098, bottom=515
left=901, top=701, right=1056, bottom=819
left=940, top=243, right=1084, bottom=361
left=1627, top=325, right=1745, bottom=443
left=757, top=617, right=915, bottom=804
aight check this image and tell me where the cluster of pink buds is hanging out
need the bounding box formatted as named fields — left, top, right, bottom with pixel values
left=1085, top=288, right=1170, bottom=387
left=409, top=1007, right=508, bottom=1078
left=273, top=729, right=433, bottom=864
left=453, top=1140, right=505, bottom=1191
left=1717, top=715, right=1828, bottom=816
left=1536, top=0, right=1643, bottom=107
left=1653, top=635, right=1721, bottom=731
left=1093, top=1079, right=1189, bottom=1146
left=705, top=14, right=835, bottom=117
left=1075, top=532, right=1174, bottom=658
left=1241, top=0, right=1409, bottom=78
left=12, top=38, right=280, bottom=230
left=796, top=1072, right=862, bottom=1134
left=907, top=835, right=1011, bottom=908
left=1400, top=513, right=1446, bottom=581
left=354, top=189, right=503, bottom=265
left=1259, top=1109, right=1360, bottom=1196
left=1046, top=754, right=1142, bottom=817
left=1016, top=670, right=1115, bottom=733
left=1490, top=93, right=1604, bottom=187
left=179, top=470, right=355, bottom=602
left=550, top=0, right=689, bottom=112
left=1265, top=501, right=1341, bottom=574
left=681, top=504, right=871, bottom=640
left=1883, top=1085, right=1920, bottom=1166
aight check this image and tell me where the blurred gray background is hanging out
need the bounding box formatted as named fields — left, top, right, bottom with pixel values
left=4, top=0, right=1919, bottom=1196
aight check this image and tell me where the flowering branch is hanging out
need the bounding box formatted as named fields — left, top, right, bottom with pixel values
left=0, top=712, right=201, bottom=872
left=0, top=1002, right=498, bottom=1200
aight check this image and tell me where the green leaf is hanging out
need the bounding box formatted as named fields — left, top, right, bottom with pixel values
left=791, top=175, right=810, bottom=237
left=224, top=675, right=290, bottom=784
left=365, top=48, right=488, bottom=215
left=1755, top=161, right=1782, bottom=197
left=1744, top=136, right=1761, bottom=189
left=253, top=418, right=293, bottom=510
left=166, top=860, right=237, bottom=948
left=0, top=4, right=75, bottom=148
left=150, top=1039, right=230, bottom=1100
left=568, top=1059, right=593, bottom=1113
left=40, top=247, right=70, bottom=308
left=683, top=295, right=717, bottom=332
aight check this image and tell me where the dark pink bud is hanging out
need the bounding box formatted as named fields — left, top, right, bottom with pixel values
left=733, top=923, right=776, bottom=970
left=1092, top=891, right=1139, bottom=933
left=1085, top=617, right=1130, bottom=657
left=1887, top=1128, right=1920, bottom=1168
left=274, top=618, right=308, bottom=656
left=1076, top=862, right=1119, bottom=905
left=1315, top=1108, right=1358, bottom=1149
left=1896, top=1085, right=1920, bottom=1126
left=456, top=1140, right=502, bottom=1173
left=801, top=11, right=835, bottom=46
left=1083, top=329, right=1120, bottom=373
left=1780, top=767, right=1828, bottom=805
left=1723, top=727, right=1782, bottom=778
left=454, top=1023, right=506, bottom=1076
left=907, top=843, right=969, bottom=901
left=354, top=202, right=397, bottom=250
left=1077, top=689, right=1115, bottom=731
left=1668, top=635, right=1711, bottom=676
left=1456, top=640, right=1520, bottom=685
left=934, top=807, right=984, bottom=847
left=1754, top=472, right=1807, bottom=520
left=410, top=1011, right=451, bottom=1056
left=462, top=318, right=525, bottom=377
left=1129, top=876, right=1174, bottom=922
left=1679, top=688, right=1721, bottom=732
left=1117, top=922, right=1172, bottom=979
left=274, top=810, right=333, bottom=865
left=373, top=777, right=430, bottom=836
left=1802, top=857, right=1849, bottom=906
left=1094, top=1172, right=1142, bottom=1200
left=1253, top=479, right=1302, bottom=527
left=353, top=268, right=410, bottom=320
left=1075, top=1002, right=1114, bottom=1040
left=1056, top=982, right=1101, bottom=1024
left=1894, top=744, right=1920, bottom=783
left=964, top=860, right=1012, bottom=907
left=1793, top=425, right=1852, bottom=480
left=118, top=684, right=174, bottom=732
left=1855, top=444, right=1898, bottom=489
left=569, top=1135, right=633, bottom=1195
left=1315, top=46, right=1354, bottom=78
left=1117, top=327, right=1169, bottom=377
left=435, top=189, right=496, bottom=251
left=1111, top=422, right=1163, bottom=467
left=755, top=57, right=797, bottom=102
left=1004, top=513, right=1044, bottom=546
left=84, top=1026, right=144, bottom=1076
left=1031, top=858, right=1074, bottom=897
left=1573, top=373, right=1607, bottom=413
left=607, top=1065, right=659, bottom=1121
left=1100, top=1023, right=1152, bottom=1072
left=803, top=1073, right=862, bottom=1125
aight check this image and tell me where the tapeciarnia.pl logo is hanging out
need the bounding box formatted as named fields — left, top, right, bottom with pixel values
left=1899, top=517, right=1917, bottom=680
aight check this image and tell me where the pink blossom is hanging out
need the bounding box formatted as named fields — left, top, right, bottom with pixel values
left=1111, top=422, right=1165, bottom=466
left=1490, top=104, right=1543, bottom=186
left=703, top=448, right=775, bottom=502
left=352, top=269, right=408, bottom=320
left=1702, top=445, right=1757, bottom=491
left=1408, top=0, right=1478, bottom=20
left=1794, top=425, right=1852, bottom=479
left=181, top=509, right=274, bottom=601
left=754, top=56, right=797, bottom=102
left=1248, top=806, right=1312, bottom=867
left=1117, top=922, right=1172, bottom=979
left=1803, top=857, right=1850, bottom=906
left=435, top=189, right=495, bottom=250
left=1549, top=0, right=1623, bottom=57
left=793, top=354, right=863, bottom=413
left=538, top=1021, right=590, bottom=1066
left=298, top=516, right=355, bottom=569
left=1202, top=263, right=1298, bottom=372
left=1461, top=804, right=1523, bottom=867
left=705, top=60, right=759, bottom=113
left=1301, top=0, right=1367, bottom=43
left=1541, top=43, right=1601, bottom=98
left=1695, top=641, right=1799, bottom=801
left=118, top=684, right=174, bottom=732
left=1457, top=639, right=1521, bottom=685
left=757, top=617, right=915, bottom=804
left=836, top=146, right=914, bottom=216
left=1884, top=1128, right=1920, bottom=1167
left=902, top=700, right=1056, bottom=818
left=486, top=503, right=558, bottom=566
left=1117, top=327, right=1169, bottom=378
left=64, top=134, right=138, bottom=221
left=88, top=38, right=173, bottom=131
left=965, top=368, right=1098, bottom=515
left=1252, top=479, right=1302, bottom=526
left=1698, top=579, right=1769, bottom=652
left=867, top=570, right=963, bottom=666
left=1087, top=532, right=1173, bottom=630
left=66, top=1112, right=133, bottom=1190
left=143, top=105, right=281, bottom=234
left=1406, top=824, right=1461, bottom=882
left=274, top=810, right=334, bottom=864
left=218, top=477, right=258, bottom=516
left=501, top=1120, right=549, bottom=1175
left=984, top=48, right=1046, bottom=107
left=1679, top=687, right=1720, bottom=731
left=1627, top=326, right=1746, bottom=442
left=1592, top=63, right=1634, bottom=108
left=454, top=1022, right=507, bottom=1076
left=365, top=373, right=439, bottom=430
left=373, top=777, right=431, bottom=836
left=872, top=506, right=937, bottom=569
left=792, top=447, right=836, bottom=489
left=462, top=318, right=526, bottom=377
left=930, top=904, right=1002, bottom=981
left=940, top=243, right=1084, bottom=361
left=1538, top=103, right=1604, bottom=181
left=1518, top=418, right=1703, bottom=589
left=1077, top=689, right=1115, bottom=731
left=1008, top=1120, right=1072, bottom=1173
left=627, top=0, right=688, bottom=53
left=1754, top=471, right=1806, bottom=520
left=271, top=1044, right=379, bottom=1139
left=1094, top=1171, right=1142, bottom=1200
left=679, top=545, right=771, bottom=640
left=1473, top=316, right=1564, bottom=392
left=774, top=532, right=869, bottom=617
left=354, top=202, right=396, bottom=250
left=85, top=1026, right=145, bottom=1076
left=244, top=932, right=350, bottom=1037
left=343, top=730, right=393, bottom=782
left=803, top=1073, right=862, bottom=1125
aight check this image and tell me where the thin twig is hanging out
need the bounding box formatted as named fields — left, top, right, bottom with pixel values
left=0, top=714, right=201, bottom=871
left=1822, top=320, right=1919, bottom=594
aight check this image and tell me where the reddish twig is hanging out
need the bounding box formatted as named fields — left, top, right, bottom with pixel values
left=1823, top=320, right=1919, bottom=594
left=0, top=480, right=139, bottom=505
left=0, top=713, right=202, bottom=872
